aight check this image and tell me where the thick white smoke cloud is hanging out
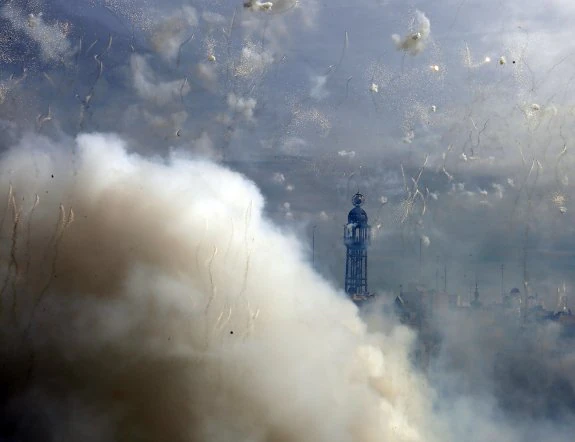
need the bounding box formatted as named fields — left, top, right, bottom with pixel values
left=0, top=132, right=435, bottom=441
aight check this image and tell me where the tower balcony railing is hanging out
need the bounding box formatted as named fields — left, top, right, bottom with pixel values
left=343, top=224, right=371, bottom=247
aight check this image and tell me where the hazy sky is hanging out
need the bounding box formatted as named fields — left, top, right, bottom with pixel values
left=1, top=0, right=575, bottom=305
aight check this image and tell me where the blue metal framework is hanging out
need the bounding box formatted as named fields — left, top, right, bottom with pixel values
left=344, top=193, right=371, bottom=296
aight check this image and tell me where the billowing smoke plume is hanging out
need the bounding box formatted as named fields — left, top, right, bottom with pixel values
left=0, top=132, right=434, bottom=441
left=427, top=307, right=575, bottom=442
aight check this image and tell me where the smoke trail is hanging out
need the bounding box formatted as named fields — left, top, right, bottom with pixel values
left=0, top=132, right=434, bottom=441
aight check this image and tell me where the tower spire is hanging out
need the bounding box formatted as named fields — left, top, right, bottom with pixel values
left=471, top=279, right=481, bottom=308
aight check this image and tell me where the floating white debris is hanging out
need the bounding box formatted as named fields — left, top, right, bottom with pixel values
left=402, top=130, right=415, bottom=144
left=431, top=105, right=437, bottom=112
left=369, top=83, right=379, bottom=93
left=27, top=12, right=42, bottom=28
left=421, top=235, right=431, bottom=247
left=531, top=103, right=540, bottom=111
left=338, top=150, right=356, bottom=159
left=244, top=1, right=273, bottom=11
left=272, top=172, right=285, bottom=184
left=499, top=56, right=506, bottom=65
left=552, top=192, right=567, bottom=209
left=492, top=183, right=504, bottom=199
left=207, top=54, right=216, bottom=62
left=391, top=10, right=431, bottom=56
left=430, top=64, right=440, bottom=72
left=484, top=56, right=491, bottom=63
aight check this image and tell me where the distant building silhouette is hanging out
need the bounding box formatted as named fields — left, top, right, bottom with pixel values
left=471, top=281, right=482, bottom=309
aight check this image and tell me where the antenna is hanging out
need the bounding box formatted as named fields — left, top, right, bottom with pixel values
left=419, top=237, right=423, bottom=282
left=444, top=262, right=447, bottom=292
left=523, top=226, right=529, bottom=283
left=522, top=225, right=529, bottom=320
left=501, top=263, right=505, bottom=303
left=312, top=225, right=317, bottom=268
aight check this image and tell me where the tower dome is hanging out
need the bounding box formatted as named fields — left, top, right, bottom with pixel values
left=348, top=193, right=368, bottom=225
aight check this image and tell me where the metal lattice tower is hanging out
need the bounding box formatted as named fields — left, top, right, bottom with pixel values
left=344, top=193, right=371, bottom=296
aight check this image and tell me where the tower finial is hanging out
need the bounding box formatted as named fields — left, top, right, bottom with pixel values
left=352, top=192, right=365, bottom=207
left=472, top=279, right=481, bottom=308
